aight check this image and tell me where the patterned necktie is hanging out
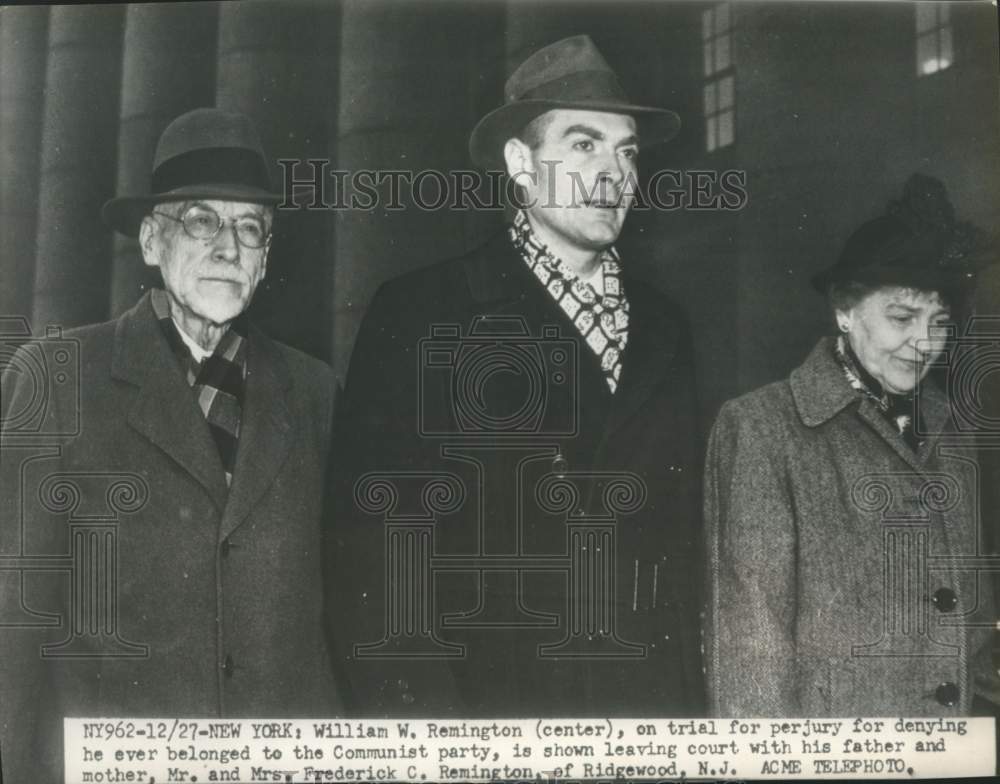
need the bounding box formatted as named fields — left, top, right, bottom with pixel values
left=152, top=289, right=246, bottom=486
left=834, top=335, right=921, bottom=452
left=509, top=211, right=629, bottom=393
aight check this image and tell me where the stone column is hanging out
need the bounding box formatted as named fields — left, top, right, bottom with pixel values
left=0, top=6, right=49, bottom=323
left=216, top=0, right=340, bottom=360
left=31, top=5, right=124, bottom=330
left=331, top=0, right=504, bottom=378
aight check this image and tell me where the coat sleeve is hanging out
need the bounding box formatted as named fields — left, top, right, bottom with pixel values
left=703, top=398, right=800, bottom=717
left=1, top=343, right=67, bottom=784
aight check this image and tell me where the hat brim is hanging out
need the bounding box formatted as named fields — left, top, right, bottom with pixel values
left=468, top=99, right=682, bottom=170
left=102, top=183, right=283, bottom=237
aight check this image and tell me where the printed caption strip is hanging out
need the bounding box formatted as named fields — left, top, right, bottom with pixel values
left=66, top=717, right=992, bottom=782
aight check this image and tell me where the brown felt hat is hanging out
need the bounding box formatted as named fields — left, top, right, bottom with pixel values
left=469, top=35, right=681, bottom=170
left=102, top=108, right=282, bottom=237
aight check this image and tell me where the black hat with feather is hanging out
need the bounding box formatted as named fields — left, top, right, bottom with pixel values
left=812, top=174, right=993, bottom=300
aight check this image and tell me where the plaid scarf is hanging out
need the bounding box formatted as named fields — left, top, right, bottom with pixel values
left=834, top=335, right=921, bottom=452
left=509, top=210, right=629, bottom=393
left=151, top=289, right=247, bottom=486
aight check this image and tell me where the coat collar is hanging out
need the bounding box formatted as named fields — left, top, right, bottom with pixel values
left=604, top=271, right=680, bottom=434
left=461, top=229, right=681, bottom=435
left=789, top=338, right=862, bottom=428
left=790, top=336, right=953, bottom=471
left=463, top=230, right=532, bottom=307
left=112, top=291, right=294, bottom=531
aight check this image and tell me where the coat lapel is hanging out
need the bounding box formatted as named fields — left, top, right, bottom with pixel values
left=602, top=277, right=676, bottom=436
left=856, top=400, right=926, bottom=473
left=857, top=387, right=952, bottom=475
left=112, top=293, right=229, bottom=510
left=218, top=326, right=294, bottom=540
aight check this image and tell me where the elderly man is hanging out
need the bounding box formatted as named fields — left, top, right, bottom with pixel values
left=0, top=108, right=338, bottom=783
left=331, top=36, right=704, bottom=717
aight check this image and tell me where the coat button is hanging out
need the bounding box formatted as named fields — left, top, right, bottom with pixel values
left=223, top=655, right=235, bottom=679
left=220, top=538, right=231, bottom=557
left=932, top=587, right=957, bottom=612
left=935, top=682, right=959, bottom=707
left=552, top=454, right=568, bottom=477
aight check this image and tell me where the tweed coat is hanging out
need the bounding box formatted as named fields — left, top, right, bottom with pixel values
left=704, top=337, right=996, bottom=717
left=328, top=230, right=705, bottom=718
left=0, top=292, right=340, bottom=784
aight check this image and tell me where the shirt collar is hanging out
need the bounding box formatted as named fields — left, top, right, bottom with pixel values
left=172, top=319, right=213, bottom=362
left=509, top=210, right=620, bottom=291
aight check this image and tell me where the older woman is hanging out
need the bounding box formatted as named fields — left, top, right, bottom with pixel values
left=704, top=175, right=997, bottom=717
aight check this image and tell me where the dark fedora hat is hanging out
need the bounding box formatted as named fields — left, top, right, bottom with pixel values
left=811, top=174, right=992, bottom=297
left=102, top=108, right=282, bottom=237
left=469, top=35, right=681, bottom=170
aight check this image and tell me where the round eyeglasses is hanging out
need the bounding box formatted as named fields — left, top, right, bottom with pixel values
left=153, top=204, right=271, bottom=249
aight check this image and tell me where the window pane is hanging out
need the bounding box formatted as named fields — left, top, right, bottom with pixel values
left=715, top=2, right=730, bottom=35
left=704, top=82, right=717, bottom=114
left=716, top=32, right=731, bottom=71
left=917, top=32, right=937, bottom=75
left=915, top=3, right=935, bottom=33
left=702, top=8, right=713, bottom=40
left=718, top=74, right=735, bottom=109
left=939, top=25, right=953, bottom=68
left=718, top=109, right=734, bottom=148
left=704, top=40, right=715, bottom=76
left=706, top=117, right=717, bottom=152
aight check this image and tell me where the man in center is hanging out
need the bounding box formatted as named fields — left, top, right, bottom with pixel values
left=330, top=35, right=703, bottom=716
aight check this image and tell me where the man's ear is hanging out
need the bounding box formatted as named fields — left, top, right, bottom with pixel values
left=259, top=210, right=274, bottom=277
left=260, top=239, right=271, bottom=278
left=503, top=137, right=534, bottom=179
left=504, top=137, right=538, bottom=209
left=138, top=215, right=160, bottom=269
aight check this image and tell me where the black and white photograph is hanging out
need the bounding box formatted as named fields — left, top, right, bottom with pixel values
left=1, top=1, right=998, bottom=782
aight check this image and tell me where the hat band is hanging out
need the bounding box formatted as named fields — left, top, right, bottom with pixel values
left=151, top=147, right=273, bottom=195
left=515, top=69, right=630, bottom=105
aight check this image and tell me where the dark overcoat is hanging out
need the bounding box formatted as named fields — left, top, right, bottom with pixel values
left=704, top=337, right=997, bottom=716
left=329, top=231, right=704, bottom=717
left=0, top=292, right=340, bottom=783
